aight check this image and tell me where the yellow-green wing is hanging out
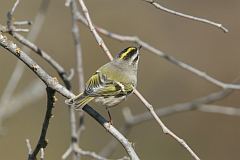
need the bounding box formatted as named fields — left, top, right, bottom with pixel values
left=84, top=71, right=133, bottom=97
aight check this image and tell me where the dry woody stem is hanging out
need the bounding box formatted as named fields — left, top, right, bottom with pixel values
left=0, top=32, right=139, bottom=160
left=143, top=0, right=228, bottom=32
left=78, top=0, right=200, bottom=159
left=76, top=12, right=240, bottom=90
left=28, top=87, right=56, bottom=160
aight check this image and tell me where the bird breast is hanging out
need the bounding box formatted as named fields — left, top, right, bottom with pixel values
left=95, top=95, right=127, bottom=107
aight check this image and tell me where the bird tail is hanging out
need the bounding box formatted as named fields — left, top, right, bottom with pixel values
left=65, top=93, right=94, bottom=110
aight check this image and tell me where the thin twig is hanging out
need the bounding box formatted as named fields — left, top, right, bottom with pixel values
left=143, top=0, right=228, bottom=32
left=13, top=28, right=29, bottom=32
left=78, top=1, right=200, bottom=159
left=125, top=88, right=233, bottom=126
left=78, top=0, right=113, bottom=60
left=0, top=0, right=50, bottom=112
left=13, top=20, right=32, bottom=26
left=26, top=139, right=33, bottom=156
left=63, top=1, right=86, bottom=160
left=75, top=148, right=129, bottom=160
left=28, top=87, right=56, bottom=160
left=99, top=87, right=233, bottom=157
left=9, top=0, right=20, bottom=15
left=198, top=105, right=240, bottom=116
left=7, top=0, right=20, bottom=32
left=0, top=34, right=139, bottom=160
left=82, top=106, right=139, bottom=160
left=71, top=1, right=85, bottom=92
left=76, top=12, right=240, bottom=90
left=133, top=89, right=200, bottom=160
left=40, top=148, right=44, bottom=160
left=10, top=32, right=72, bottom=89
left=62, top=115, right=85, bottom=159
left=99, top=126, right=129, bottom=157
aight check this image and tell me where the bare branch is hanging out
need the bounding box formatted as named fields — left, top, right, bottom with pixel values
left=82, top=106, right=139, bottom=160
left=13, top=20, right=32, bottom=26
left=26, top=139, right=33, bottom=156
left=99, top=87, right=233, bottom=157
left=10, top=32, right=72, bottom=89
left=126, top=88, right=233, bottom=126
left=77, top=1, right=200, bottom=159
left=78, top=0, right=113, bottom=60
left=71, top=0, right=85, bottom=96
left=143, top=0, right=228, bottom=33
left=40, top=148, right=44, bottom=160
left=62, top=147, right=72, bottom=160
left=99, top=126, right=129, bottom=157
left=0, top=34, right=139, bottom=160
left=198, top=105, right=240, bottom=116
left=133, top=89, right=200, bottom=160
left=63, top=1, right=86, bottom=160
left=65, top=0, right=72, bottom=7
left=62, top=114, right=85, bottom=159
left=77, top=13, right=240, bottom=90
left=75, top=148, right=129, bottom=160
left=9, top=0, right=20, bottom=16
left=28, top=87, right=56, bottom=160
left=0, top=0, right=50, bottom=112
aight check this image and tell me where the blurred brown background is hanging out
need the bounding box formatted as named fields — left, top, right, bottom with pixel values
left=0, top=0, right=240, bottom=159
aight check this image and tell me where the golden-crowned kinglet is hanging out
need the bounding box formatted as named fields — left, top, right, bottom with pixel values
left=66, top=46, right=141, bottom=121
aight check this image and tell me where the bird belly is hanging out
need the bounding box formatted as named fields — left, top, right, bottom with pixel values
left=95, top=96, right=126, bottom=107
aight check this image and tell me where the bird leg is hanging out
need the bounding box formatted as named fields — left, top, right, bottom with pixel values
left=106, top=107, right=113, bottom=125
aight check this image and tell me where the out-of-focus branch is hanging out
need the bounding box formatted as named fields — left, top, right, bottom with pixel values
left=0, top=0, right=50, bottom=112
left=198, top=105, right=240, bottom=116
left=78, top=0, right=200, bottom=159
left=0, top=34, right=139, bottom=160
left=133, top=89, right=200, bottom=160
left=63, top=147, right=129, bottom=160
left=28, top=87, right=56, bottom=160
left=76, top=12, right=240, bottom=90
left=26, top=139, right=33, bottom=156
left=82, top=105, right=138, bottom=160
left=0, top=80, right=45, bottom=125
left=62, top=0, right=86, bottom=160
left=71, top=3, right=85, bottom=92
left=99, top=87, right=233, bottom=157
left=10, top=32, right=72, bottom=89
left=143, top=0, right=228, bottom=32
left=99, top=126, right=129, bottom=157
left=13, top=20, right=32, bottom=26
left=6, top=0, right=19, bottom=32
left=124, top=88, right=233, bottom=126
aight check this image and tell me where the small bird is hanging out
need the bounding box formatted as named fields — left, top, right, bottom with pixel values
left=65, top=46, right=141, bottom=123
